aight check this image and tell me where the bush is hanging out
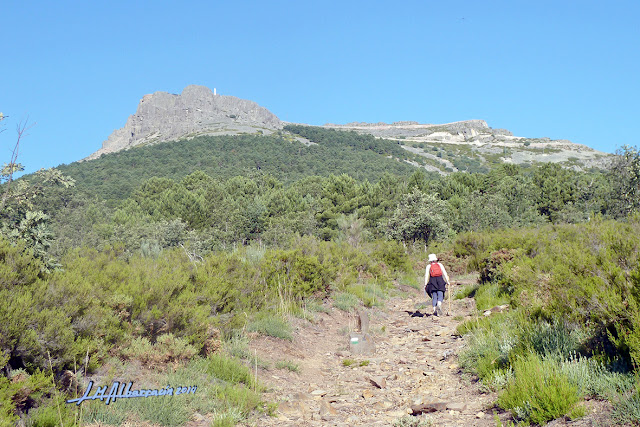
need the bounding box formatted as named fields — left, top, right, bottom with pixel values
left=372, top=240, right=412, bottom=273
left=195, top=354, right=258, bottom=389
left=612, top=387, right=640, bottom=425
left=333, top=292, right=360, bottom=312
left=344, top=283, right=386, bottom=308
left=458, top=314, right=515, bottom=380
left=498, top=352, right=582, bottom=424
left=561, top=353, right=633, bottom=399
left=121, top=334, right=197, bottom=366
left=246, top=313, right=293, bottom=341
left=478, top=249, right=516, bottom=284
left=473, top=282, right=510, bottom=311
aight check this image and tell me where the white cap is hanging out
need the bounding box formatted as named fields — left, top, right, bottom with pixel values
left=428, top=254, right=438, bottom=262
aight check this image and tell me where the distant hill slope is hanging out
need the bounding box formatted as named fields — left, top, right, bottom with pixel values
left=60, top=128, right=425, bottom=202
left=324, top=120, right=610, bottom=172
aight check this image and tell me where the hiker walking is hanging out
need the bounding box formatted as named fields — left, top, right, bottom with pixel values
left=425, top=253, right=450, bottom=316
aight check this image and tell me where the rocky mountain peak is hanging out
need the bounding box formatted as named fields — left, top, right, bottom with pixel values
left=86, top=85, right=282, bottom=160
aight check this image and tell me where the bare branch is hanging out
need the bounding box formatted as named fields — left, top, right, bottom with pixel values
left=1, top=118, right=36, bottom=210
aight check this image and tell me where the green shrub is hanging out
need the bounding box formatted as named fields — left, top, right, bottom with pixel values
left=193, top=353, right=259, bottom=390
left=0, top=370, right=60, bottom=427
left=516, top=319, right=581, bottom=360
left=26, top=396, right=78, bottom=427
left=561, top=354, right=633, bottom=399
left=454, top=283, right=479, bottom=300
left=246, top=313, right=293, bottom=341
left=333, top=292, right=360, bottom=312
left=458, top=315, right=515, bottom=379
left=498, top=352, right=582, bottom=424
left=211, top=408, right=244, bottom=427
left=121, top=333, right=197, bottom=365
left=345, top=283, right=386, bottom=308
left=303, top=298, right=330, bottom=314
left=478, top=249, right=516, bottom=284
left=473, top=282, right=510, bottom=311
left=612, top=388, right=640, bottom=425
left=372, top=240, right=412, bottom=273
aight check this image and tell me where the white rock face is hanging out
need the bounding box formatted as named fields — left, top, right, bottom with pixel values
left=86, top=85, right=282, bottom=160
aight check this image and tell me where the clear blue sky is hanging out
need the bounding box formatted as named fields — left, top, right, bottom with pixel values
left=2, top=0, right=639, bottom=174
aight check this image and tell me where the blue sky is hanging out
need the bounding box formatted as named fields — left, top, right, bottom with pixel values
left=2, top=0, right=639, bottom=174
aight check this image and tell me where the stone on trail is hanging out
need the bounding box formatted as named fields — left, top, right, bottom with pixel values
left=411, top=402, right=448, bottom=414
left=278, top=400, right=310, bottom=418
left=356, top=308, right=370, bottom=334
left=319, top=398, right=338, bottom=416
left=368, top=376, right=387, bottom=389
left=446, top=402, right=467, bottom=411
left=349, top=332, right=376, bottom=355
left=362, top=389, right=375, bottom=399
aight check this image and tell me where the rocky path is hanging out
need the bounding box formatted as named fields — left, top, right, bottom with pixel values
left=246, top=277, right=500, bottom=426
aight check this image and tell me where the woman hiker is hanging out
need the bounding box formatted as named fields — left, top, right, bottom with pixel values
left=424, top=253, right=450, bottom=316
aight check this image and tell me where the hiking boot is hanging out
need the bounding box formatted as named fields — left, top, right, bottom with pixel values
left=436, top=305, right=443, bottom=317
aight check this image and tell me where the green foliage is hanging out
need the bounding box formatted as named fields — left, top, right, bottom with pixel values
left=497, top=352, right=582, bottom=425
left=81, top=353, right=265, bottom=426
left=456, top=219, right=640, bottom=426
left=386, top=188, right=451, bottom=245
left=1, top=164, right=75, bottom=269
left=26, top=395, right=78, bottom=427
left=607, top=145, right=640, bottom=217
left=0, top=369, right=59, bottom=426
left=473, top=282, right=510, bottom=311
left=458, top=314, right=515, bottom=379
left=121, top=334, right=197, bottom=366
left=333, top=292, right=360, bottom=312
left=56, top=131, right=417, bottom=202
left=478, top=249, right=516, bottom=284
left=454, top=283, right=479, bottom=300
left=197, top=353, right=258, bottom=388
left=612, top=386, right=640, bottom=426
left=246, top=314, right=293, bottom=341
left=372, top=240, right=412, bottom=273
left=561, top=353, right=633, bottom=399
left=344, top=282, right=387, bottom=308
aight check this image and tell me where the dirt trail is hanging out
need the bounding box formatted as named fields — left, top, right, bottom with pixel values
left=245, top=276, right=501, bottom=426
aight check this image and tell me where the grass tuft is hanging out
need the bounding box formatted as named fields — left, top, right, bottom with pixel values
left=246, top=314, right=293, bottom=341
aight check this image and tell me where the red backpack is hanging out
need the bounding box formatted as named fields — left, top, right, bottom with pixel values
left=430, top=262, right=442, bottom=277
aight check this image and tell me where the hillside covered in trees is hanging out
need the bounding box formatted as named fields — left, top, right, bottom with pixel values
left=2, top=124, right=640, bottom=425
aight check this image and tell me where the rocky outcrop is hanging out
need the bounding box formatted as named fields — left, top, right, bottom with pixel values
left=86, top=85, right=282, bottom=160
left=323, top=119, right=610, bottom=170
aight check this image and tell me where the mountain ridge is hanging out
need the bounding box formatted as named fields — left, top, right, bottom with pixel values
left=86, top=85, right=609, bottom=171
